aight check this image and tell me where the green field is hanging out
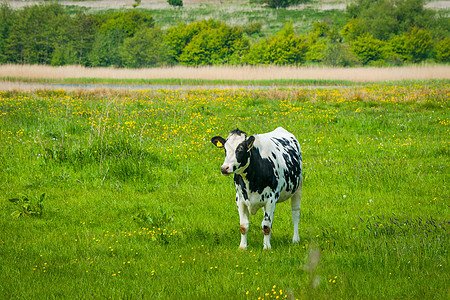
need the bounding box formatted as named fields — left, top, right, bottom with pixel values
left=0, top=83, right=448, bottom=298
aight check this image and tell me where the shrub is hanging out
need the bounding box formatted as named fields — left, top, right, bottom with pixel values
left=244, top=21, right=263, bottom=36
left=120, top=27, right=170, bottom=68
left=346, top=0, right=436, bottom=41
left=165, top=19, right=249, bottom=66
left=305, top=41, right=327, bottom=63
left=404, top=27, right=433, bottom=62
left=386, top=34, right=411, bottom=63
left=323, top=42, right=359, bottom=67
left=245, top=23, right=307, bottom=65
left=8, top=193, right=45, bottom=218
left=350, top=33, right=386, bottom=65
left=435, top=38, right=450, bottom=62
left=264, top=0, right=305, bottom=8
left=4, top=3, right=68, bottom=64
left=168, top=0, right=183, bottom=7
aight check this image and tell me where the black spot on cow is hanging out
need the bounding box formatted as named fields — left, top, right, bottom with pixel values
left=243, top=147, right=277, bottom=194
left=234, top=175, right=249, bottom=201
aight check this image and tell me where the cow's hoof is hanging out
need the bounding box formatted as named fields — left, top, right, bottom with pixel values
left=239, top=245, right=247, bottom=251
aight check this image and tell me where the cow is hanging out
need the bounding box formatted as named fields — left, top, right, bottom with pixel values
left=211, top=127, right=302, bottom=250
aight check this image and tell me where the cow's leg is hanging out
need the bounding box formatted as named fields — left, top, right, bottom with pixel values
left=261, top=201, right=276, bottom=250
left=237, top=197, right=249, bottom=250
left=291, top=177, right=302, bottom=243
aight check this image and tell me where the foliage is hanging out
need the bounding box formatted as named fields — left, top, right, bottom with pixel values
left=4, top=3, right=68, bottom=64
left=133, top=207, right=173, bottom=228
left=346, top=0, right=436, bottom=40
left=168, top=0, right=183, bottom=8
left=133, top=0, right=141, bottom=8
left=350, top=33, right=386, bottom=65
left=243, top=21, right=263, bottom=36
left=403, top=27, right=433, bottom=62
left=0, top=3, right=15, bottom=63
left=323, top=41, right=359, bottom=66
left=8, top=193, right=45, bottom=218
left=89, top=10, right=155, bottom=67
left=264, top=0, right=306, bottom=8
left=0, top=1, right=447, bottom=67
left=120, top=27, right=170, bottom=68
left=435, top=38, right=450, bottom=63
left=245, top=23, right=307, bottom=65
left=166, top=19, right=249, bottom=66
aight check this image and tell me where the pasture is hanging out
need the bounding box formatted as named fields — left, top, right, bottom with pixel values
left=0, top=83, right=448, bottom=298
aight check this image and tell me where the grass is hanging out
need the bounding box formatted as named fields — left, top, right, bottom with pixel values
left=0, top=83, right=448, bottom=298
left=1, top=64, right=449, bottom=84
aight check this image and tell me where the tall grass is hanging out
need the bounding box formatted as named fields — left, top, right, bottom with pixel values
left=1, top=64, right=449, bottom=83
left=0, top=84, right=448, bottom=298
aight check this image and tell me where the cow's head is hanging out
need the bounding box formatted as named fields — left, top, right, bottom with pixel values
left=211, top=129, right=255, bottom=176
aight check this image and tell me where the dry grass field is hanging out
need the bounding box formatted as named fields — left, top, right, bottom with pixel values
left=1, top=64, right=449, bottom=84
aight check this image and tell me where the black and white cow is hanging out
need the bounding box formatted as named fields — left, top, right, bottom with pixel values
left=211, top=127, right=302, bottom=250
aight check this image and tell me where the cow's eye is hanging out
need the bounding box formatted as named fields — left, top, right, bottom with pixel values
left=237, top=145, right=244, bottom=152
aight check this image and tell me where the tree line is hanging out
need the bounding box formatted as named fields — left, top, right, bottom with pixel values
left=0, top=0, right=448, bottom=68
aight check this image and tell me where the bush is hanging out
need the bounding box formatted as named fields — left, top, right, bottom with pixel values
left=88, top=10, right=155, bottom=67
left=244, top=21, right=263, bottom=36
left=346, top=0, right=436, bottom=41
left=120, top=27, right=170, bottom=68
left=4, top=3, right=68, bottom=64
left=264, top=0, right=305, bottom=8
left=165, top=19, right=249, bottom=66
left=245, top=23, right=307, bottom=65
left=0, top=3, right=15, bottom=63
left=435, top=38, right=450, bottom=63
left=323, top=42, right=359, bottom=67
left=404, top=27, right=433, bottom=63
left=350, top=33, right=386, bottom=65
left=168, top=0, right=183, bottom=7
left=386, top=34, right=411, bottom=63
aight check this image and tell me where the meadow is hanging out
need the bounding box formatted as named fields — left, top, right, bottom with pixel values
left=0, top=83, right=448, bottom=298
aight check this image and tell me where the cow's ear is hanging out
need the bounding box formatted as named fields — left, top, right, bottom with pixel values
left=211, top=136, right=226, bottom=148
left=246, top=136, right=255, bottom=152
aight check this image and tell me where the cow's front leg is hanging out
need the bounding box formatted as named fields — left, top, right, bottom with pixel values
left=237, top=196, right=249, bottom=250
left=262, top=201, right=276, bottom=250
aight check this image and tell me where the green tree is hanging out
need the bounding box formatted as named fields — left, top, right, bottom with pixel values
left=165, top=19, right=248, bottom=66
left=120, top=27, right=170, bottom=68
left=386, top=34, right=410, bottom=63
left=245, top=23, right=307, bottom=65
left=5, top=3, right=69, bottom=64
left=435, top=38, right=450, bottom=63
left=323, top=42, right=359, bottom=66
left=165, top=21, right=212, bottom=63
left=168, top=0, right=183, bottom=7
left=404, top=27, right=433, bottom=62
left=51, top=12, right=97, bottom=66
left=88, top=10, right=154, bottom=67
left=350, top=33, right=386, bottom=64
left=346, top=0, right=436, bottom=41
left=0, top=3, right=15, bottom=63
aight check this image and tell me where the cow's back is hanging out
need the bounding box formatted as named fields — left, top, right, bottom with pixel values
left=250, top=127, right=302, bottom=202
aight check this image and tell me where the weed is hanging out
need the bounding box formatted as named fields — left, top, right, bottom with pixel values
left=133, top=206, right=173, bottom=228
left=8, top=193, right=45, bottom=218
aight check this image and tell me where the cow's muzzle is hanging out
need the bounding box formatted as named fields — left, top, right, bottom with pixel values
left=221, top=165, right=231, bottom=176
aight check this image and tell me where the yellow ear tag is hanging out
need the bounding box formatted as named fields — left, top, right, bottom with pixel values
left=216, top=141, right=223, bottom=148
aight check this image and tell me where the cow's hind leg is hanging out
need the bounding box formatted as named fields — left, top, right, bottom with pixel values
left=291, top=177, right=302, bottom=243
